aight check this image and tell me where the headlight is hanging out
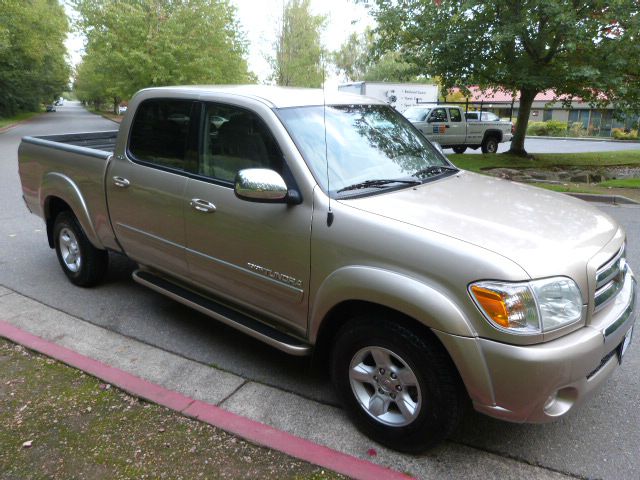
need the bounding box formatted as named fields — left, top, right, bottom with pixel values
left=469, top=277, right=583, bottom=335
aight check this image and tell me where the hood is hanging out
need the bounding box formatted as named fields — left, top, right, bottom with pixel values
left=342, top=171, right=620, bottom=279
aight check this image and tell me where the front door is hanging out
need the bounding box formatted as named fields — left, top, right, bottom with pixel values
left=183, top=102, right=312, bottom=334
left=106, top=98, right=199, bottom=278
left=426, top=107, right=448, bottom=144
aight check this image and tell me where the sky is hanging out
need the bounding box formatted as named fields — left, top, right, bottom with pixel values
left=64, top=0, right=374, bottom=88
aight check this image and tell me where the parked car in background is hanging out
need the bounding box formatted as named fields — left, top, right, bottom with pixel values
left=118, top=105, right=128, bottom=115
left=404, top=105, right=513, bottom=153
left=45, top=105, right=56, bottom=112
left=465, top=111, right=500, bottom=121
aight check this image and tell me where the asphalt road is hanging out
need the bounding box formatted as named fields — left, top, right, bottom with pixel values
left=1, top=103, right=639, bottom=479
left=459, top=137, right=640, bottom=154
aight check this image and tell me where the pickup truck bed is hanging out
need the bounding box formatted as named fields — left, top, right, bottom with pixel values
left=22, top=131, right=118, bottom=157
left=19, top=131, right=120, bottom=253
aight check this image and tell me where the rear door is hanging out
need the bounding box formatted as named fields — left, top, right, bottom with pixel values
left=443, top=107, right=466, bottom=145
left=106, top=98, right=199, bottom=277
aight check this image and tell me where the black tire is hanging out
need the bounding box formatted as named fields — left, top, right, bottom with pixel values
left=452, top=146, right=467, bottom=154
left=331, top=315, right=465, bottom=453
left=481, top=136, right=499, bottom=154
left=53, top=211, right=108, bottom=287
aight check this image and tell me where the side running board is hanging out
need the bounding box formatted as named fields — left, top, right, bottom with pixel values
left=132, top=270, right=312, bottom=356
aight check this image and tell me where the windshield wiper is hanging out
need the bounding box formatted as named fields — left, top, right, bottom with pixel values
left=337, top=178, right=421, bottom=194
left=412, top=165, right=458, bottom=179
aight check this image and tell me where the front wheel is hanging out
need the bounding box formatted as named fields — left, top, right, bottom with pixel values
left=331, top=315, right=464, bottom=453
left=53, top=211, right=108, bottom=287
left=452, top=146, right=467, bottom=154
left=481, top=136, right=499, bottom=154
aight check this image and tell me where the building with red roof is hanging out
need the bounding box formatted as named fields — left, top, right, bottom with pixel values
left=446, top=86, right=637, bottom=136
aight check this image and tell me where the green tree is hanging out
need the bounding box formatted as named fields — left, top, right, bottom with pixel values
left=333, top=29, right=421, bottom=83
left=0, top=0, right=70, bottom=117
left=271, top=0, right=326, bottom=87
left=73, top=0, right=251, bottom=112
left=369, top=0, right=640, bottom=156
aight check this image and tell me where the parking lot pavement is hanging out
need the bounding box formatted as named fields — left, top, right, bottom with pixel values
left=460, top=137, right=640, bottom=154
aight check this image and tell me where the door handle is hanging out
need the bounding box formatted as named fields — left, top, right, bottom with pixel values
left=113, top=176, right=130, bottom=188
left=190, top=198, right=216, bottom=213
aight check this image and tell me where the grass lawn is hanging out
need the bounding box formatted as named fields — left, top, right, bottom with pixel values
left=599, top=178, right=640, bottom=189
left=447, top=150, right=640, bottom=203
left=0, top=339, right=344, bottom=479
left=0, top=111, right=41, bottom=130
left=448, top=150, right=640, bottom=173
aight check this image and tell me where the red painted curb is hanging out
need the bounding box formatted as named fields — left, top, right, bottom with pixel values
left=0, top=320, right=413, bottom=480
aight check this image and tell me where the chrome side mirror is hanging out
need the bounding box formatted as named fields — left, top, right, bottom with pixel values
left=235, top=168, right=297, bottom=204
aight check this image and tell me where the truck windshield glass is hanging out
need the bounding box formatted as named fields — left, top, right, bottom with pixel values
left=402, top=107, right=431, bottom=122
left=278, top=104, right=451, bottom=197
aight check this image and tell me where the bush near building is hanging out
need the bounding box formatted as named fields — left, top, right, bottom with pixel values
left=526, top=121, right=568, bottom=137
left=612, top=128, right=639, bottom=140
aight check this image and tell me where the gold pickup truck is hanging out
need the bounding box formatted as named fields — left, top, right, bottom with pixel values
left=18, top=86, right=636, bottom=452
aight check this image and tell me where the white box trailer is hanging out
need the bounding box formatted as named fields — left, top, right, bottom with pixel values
left=338, top=81, right=439, bottom=111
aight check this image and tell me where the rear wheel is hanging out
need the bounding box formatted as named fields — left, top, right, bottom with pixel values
left=452, top=146, right=467, bottom=154
left=481, top=136, right=499, bottom=154
left=331, top=315, right=464, bottom=453
left=53, top=211, right=108, bottom=287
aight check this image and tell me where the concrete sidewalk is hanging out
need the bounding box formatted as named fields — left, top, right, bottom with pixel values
left=0, top=285, right=571, bottom=479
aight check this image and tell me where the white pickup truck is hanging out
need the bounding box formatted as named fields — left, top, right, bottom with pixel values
left=404, top=105, right=513, bottom=154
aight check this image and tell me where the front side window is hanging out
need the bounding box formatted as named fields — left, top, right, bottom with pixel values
left=201, top=103, right=284, bottom=183
left=429, top=108, right=447, bottom=122
left=129, top=99, right=194, bottom=170
left=278, top=104, right=453, bottom=197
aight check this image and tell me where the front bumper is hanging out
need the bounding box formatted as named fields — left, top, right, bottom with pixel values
left=438, top=269, right=637, bottom=423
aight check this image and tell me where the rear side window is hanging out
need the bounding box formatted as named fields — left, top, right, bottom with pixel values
left=449, top=108, right=462, bottom=122
left=200, top=103, right=285, bottom=183
left=129, top=99, right=195, bottom=170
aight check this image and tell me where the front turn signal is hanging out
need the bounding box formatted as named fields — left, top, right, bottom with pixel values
left=470, top=285, right=509, bottom=327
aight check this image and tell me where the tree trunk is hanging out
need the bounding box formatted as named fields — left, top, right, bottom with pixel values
left=113, top=97, right=120, bottom=115
left=507, top=88, right=538, bottom=156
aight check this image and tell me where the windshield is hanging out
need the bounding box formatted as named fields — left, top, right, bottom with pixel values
left=402, top=106, right=431, bottom=122
left=278, top=104, right=452, bottom=197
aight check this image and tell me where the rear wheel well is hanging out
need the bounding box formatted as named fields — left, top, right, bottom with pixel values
left=45, top=197, right=73, bottom=248
left=482, top=130, right=502, bottom=143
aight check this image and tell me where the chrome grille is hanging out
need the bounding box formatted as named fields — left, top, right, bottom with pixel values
left=594, top=244, right=627, bottom=312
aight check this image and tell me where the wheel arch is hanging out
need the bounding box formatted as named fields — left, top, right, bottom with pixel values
left=310, top=266, right=476, bottom=365
left=41, top=172, right=103, bottom=250
left=482, top=129, right=503, bottom=143
left=314, top=300, right=449, bottom=368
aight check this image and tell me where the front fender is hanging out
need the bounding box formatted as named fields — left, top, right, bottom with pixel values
left=309, top=266, right=476, bottom=342
left=40, top=172, right=104, bottom=249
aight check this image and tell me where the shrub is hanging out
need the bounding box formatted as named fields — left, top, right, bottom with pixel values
left=526, top=121, right=548, bottom=136
left=568, top=122, right=587, bottom=137
left=545, top=120, right=568, bottom=136
left=612, top=128, right=639, bottom=140
left=526, top=120, right=568, bottom=136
